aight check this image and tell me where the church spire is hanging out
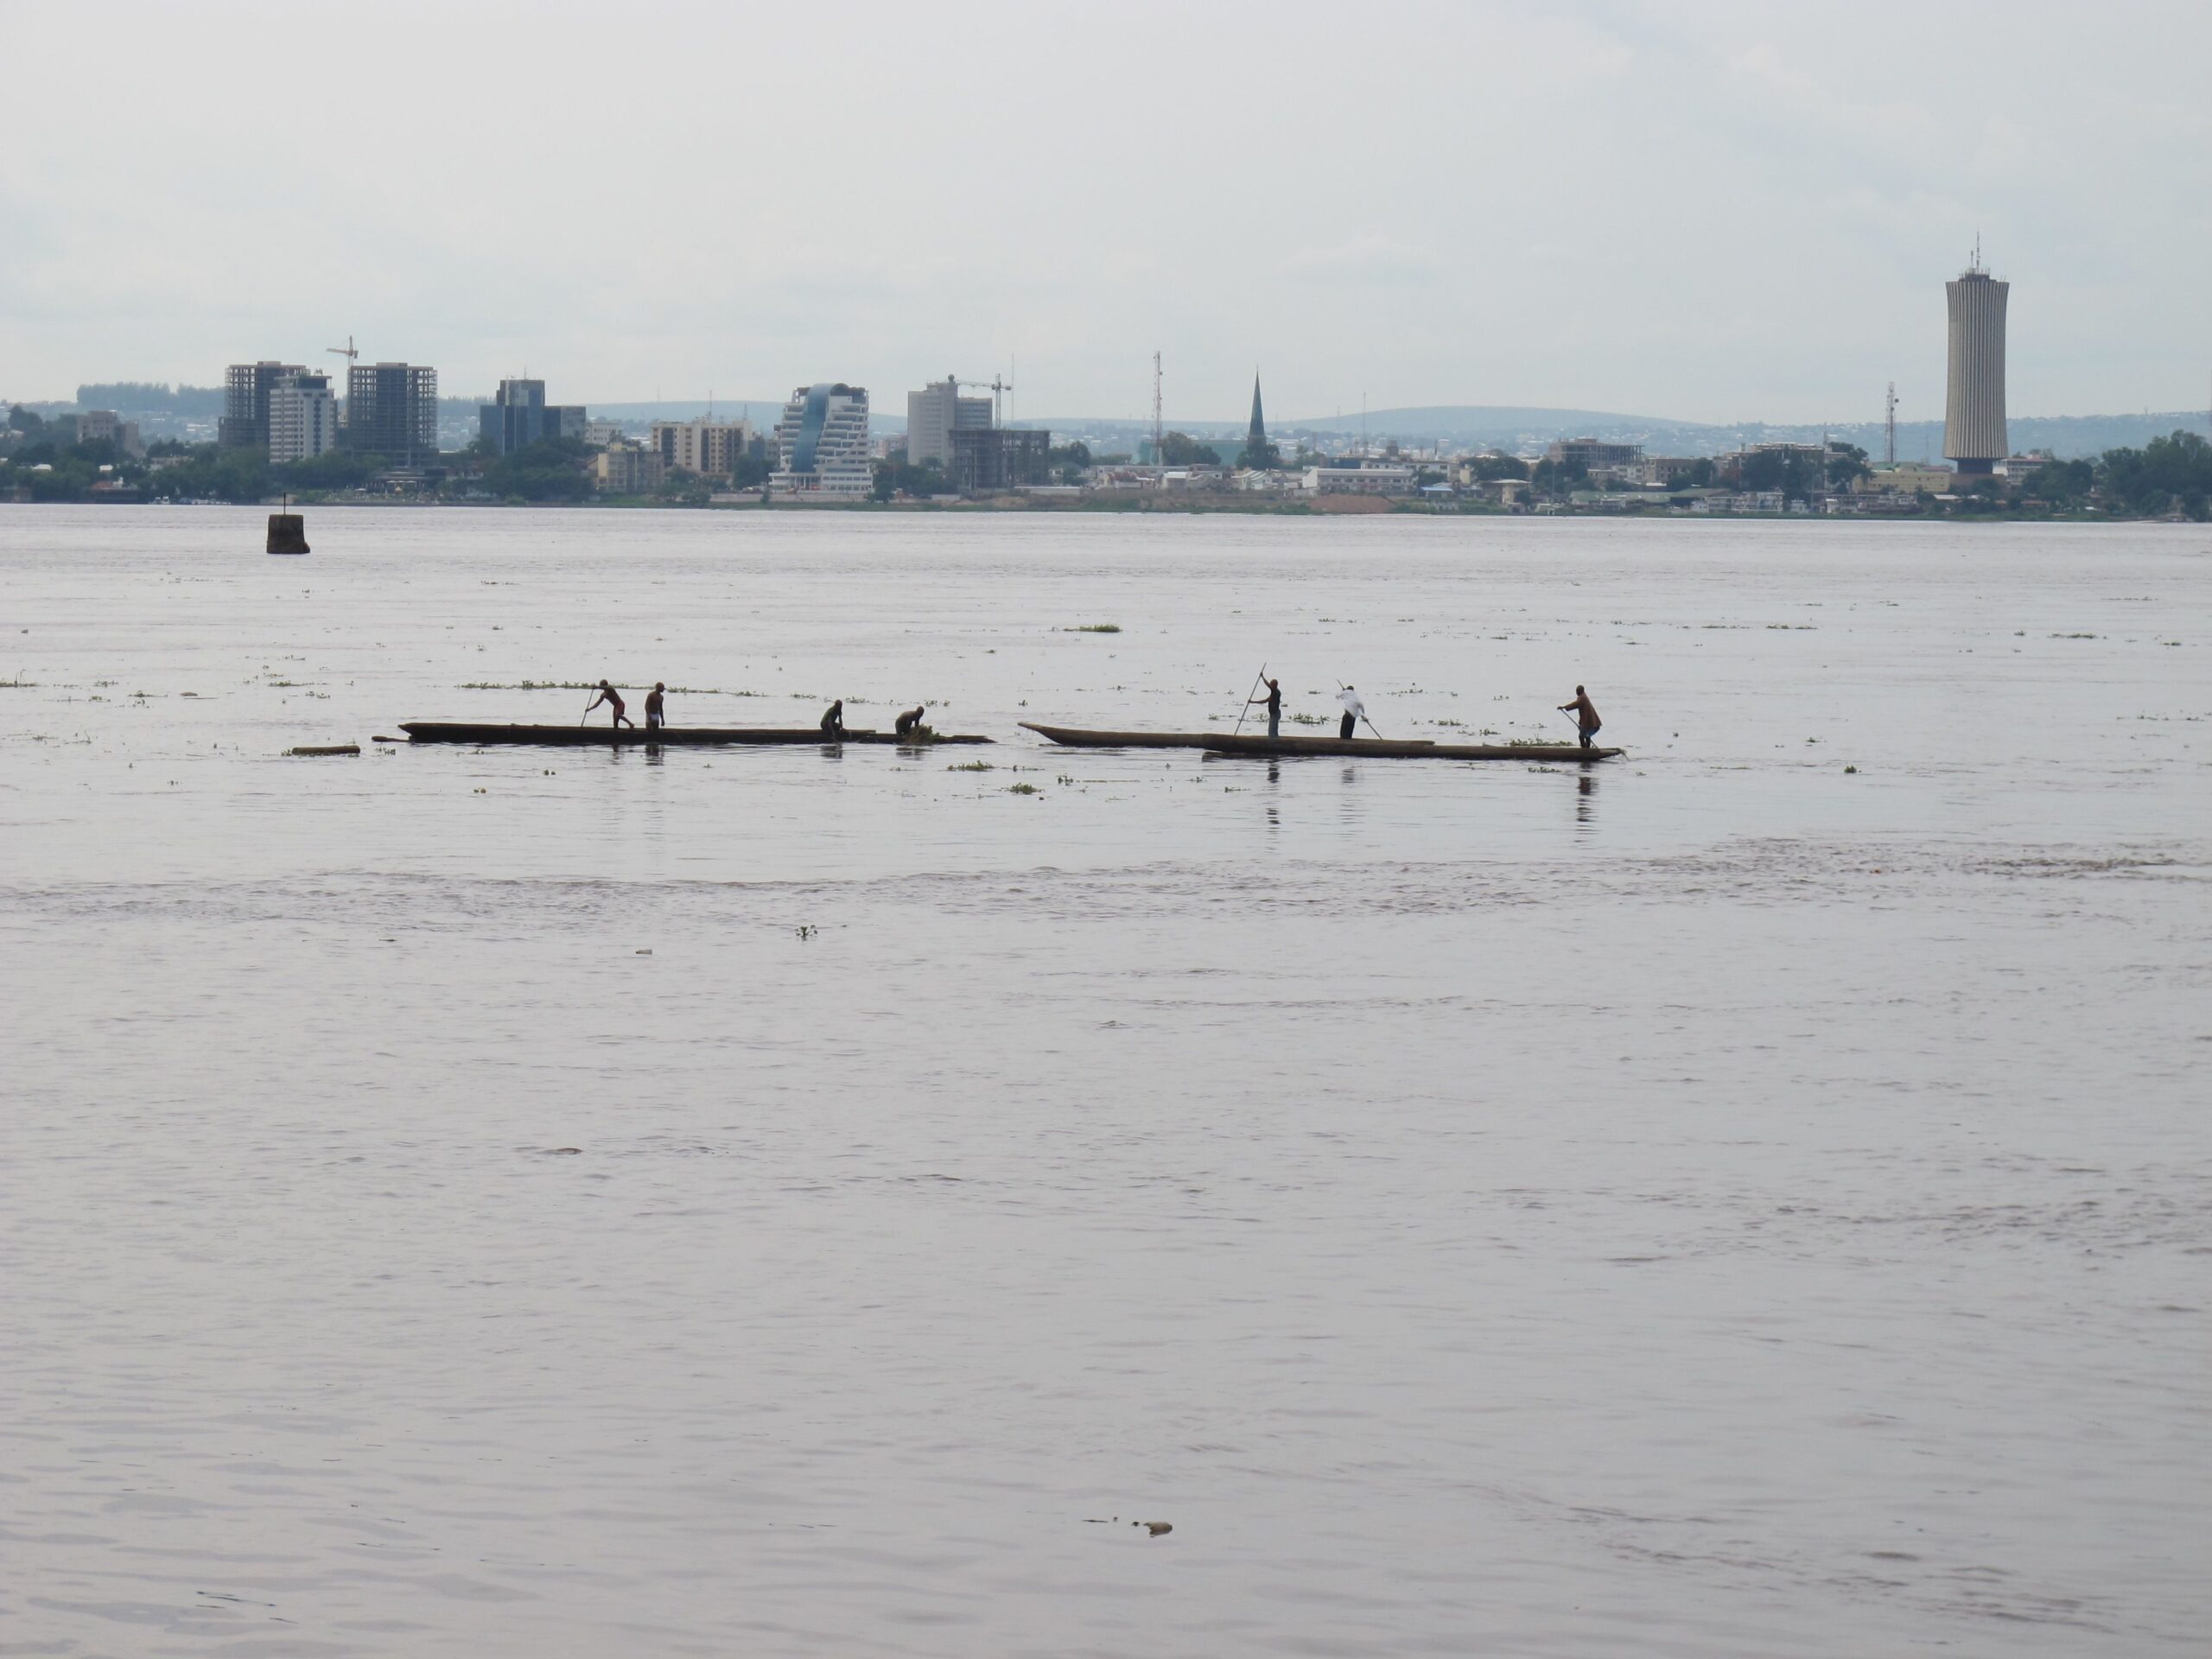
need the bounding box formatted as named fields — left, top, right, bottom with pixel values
left=1247, top=372, right=1267, bottom=447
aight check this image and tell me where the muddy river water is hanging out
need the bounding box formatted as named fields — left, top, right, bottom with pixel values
left=3, top=506, right=2206, bottom=1656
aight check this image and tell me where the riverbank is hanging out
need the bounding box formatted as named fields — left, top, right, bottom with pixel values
left=16, top=491, right=2164, bottom=524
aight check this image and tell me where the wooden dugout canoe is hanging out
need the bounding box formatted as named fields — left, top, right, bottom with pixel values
left=399, top=722, right=993, bottom=747
left=1020, top=721, right=1619, bottom=762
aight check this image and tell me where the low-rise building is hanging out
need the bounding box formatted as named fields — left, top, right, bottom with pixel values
left=593, top=443, right=665, bottom=493
left=1303, top=464, right=1415, bottom=496
left=1160, top=467, right=1231, bottom=490
left=1856, top=461, right=1952, bottom=495
left=1547, top=437, right=1643, bottom=473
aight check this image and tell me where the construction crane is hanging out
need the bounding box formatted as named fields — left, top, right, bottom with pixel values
left=327, top=335, right=360, bottom=374
left=956, top=376, right=1014, bottom=428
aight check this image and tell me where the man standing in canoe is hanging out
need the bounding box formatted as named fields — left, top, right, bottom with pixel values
left=1558, top=684, right=1602, bottom=749
left=1337, top=683, right=1366, bottom=741
left=644, top=683, right=667, bottom=731
left=584, top=680, right=634, bottom=728
left=1248, top=677, right=1283, bottom=740
left=820, top=699, right=845, bottom=738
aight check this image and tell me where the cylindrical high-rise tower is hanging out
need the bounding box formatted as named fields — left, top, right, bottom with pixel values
left=1943, top=259, right=2008, bottom=475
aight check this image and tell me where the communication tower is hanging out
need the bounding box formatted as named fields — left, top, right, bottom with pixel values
left=1885, top=382, right=1897, bottom=465
left=1152, top=351, right=1163, bottom=467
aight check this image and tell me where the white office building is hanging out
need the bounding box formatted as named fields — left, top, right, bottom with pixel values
left=905, top=377, right=992, bottom=467
left=1302, top=463, right=1415, bottom=496
left=772, top=384, right=872, bottom=497
left=268, top=371, right=339, bottom=463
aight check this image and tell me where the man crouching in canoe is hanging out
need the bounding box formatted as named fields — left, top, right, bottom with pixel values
left=820, top=699, right=845, bottom=738
left=1558, top=684, right=1601, bottom=749
left=894, top=704, right=927, bottom=739
left=585, top=680, right=635, bottom=728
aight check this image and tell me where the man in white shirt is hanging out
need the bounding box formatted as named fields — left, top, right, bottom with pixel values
left=1338, top=684, right=1366, bottom=741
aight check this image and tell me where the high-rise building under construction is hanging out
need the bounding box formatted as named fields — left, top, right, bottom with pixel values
left=345, top=362, right=438, bottom=466
left=1943, top=254, right=2008, bottom=476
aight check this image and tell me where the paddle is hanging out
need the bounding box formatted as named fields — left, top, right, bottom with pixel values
left=1232, top=662, right=1268, bottom=738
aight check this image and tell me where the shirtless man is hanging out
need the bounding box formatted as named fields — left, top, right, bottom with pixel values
left=1558, top=684, right=1602, bottom=749
left=584, top=680, right=634, bottom=728
left=894, top=705, right=926, bottom=739
left=644, top=683, right=667, bottom=730
left=820, top=699, right=845, bottom=738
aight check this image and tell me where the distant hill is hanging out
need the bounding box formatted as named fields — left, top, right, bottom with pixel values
left=1282, top=404, right=1702, bottom=441
left=582, top=397, right=809, bottom=425
left=76, top=381, right=226, bottom=417
left=1270, top=404, right=2212, bottom=461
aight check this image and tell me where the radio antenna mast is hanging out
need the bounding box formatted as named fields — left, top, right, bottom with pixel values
left=1151, top=351, right=1163, bottom=467
left=1885, top=382, right=1897, bottom=465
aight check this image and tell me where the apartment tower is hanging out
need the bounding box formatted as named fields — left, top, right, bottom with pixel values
left=267, top=371, right=338, bottom=463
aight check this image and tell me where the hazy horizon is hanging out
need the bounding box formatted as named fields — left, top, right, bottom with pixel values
left=4, top=1, right=2209, bottom=428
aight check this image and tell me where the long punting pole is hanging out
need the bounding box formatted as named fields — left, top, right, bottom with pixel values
left=1338, top=679, right=1382, bottom=739
left=1232, top=662, right=1268, bottom=738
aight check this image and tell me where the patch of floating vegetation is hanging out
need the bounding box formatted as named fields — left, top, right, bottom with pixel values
left=1065, top=623, right=1122, bottom=633
left=1007, top=782, right=1039, bottom=794
left=949, top=760, right=994, bottom=772
left=458, top=681, right=768, bottom=695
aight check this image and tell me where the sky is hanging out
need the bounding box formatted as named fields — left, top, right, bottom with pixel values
left=3, top=0, right=2209, bottom=425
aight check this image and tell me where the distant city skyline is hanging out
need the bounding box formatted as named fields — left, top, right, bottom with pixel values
left=4, top=3, right=2209, bottom=423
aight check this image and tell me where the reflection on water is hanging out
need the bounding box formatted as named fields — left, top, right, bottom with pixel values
left=2, top=507, right=2207, bottom=1659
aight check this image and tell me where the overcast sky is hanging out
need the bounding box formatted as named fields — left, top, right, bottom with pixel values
left=3, top=0, right=2208, bottom=424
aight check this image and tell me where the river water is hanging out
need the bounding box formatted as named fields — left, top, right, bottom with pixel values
left=3, top=505, right=2207, bottom=1657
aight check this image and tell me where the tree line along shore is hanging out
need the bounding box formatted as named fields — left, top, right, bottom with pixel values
left=8, top=403, right=2210, bottom=522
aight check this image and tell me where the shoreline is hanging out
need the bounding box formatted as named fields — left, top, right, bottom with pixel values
left=4, top=495, right=2160, bottom=524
